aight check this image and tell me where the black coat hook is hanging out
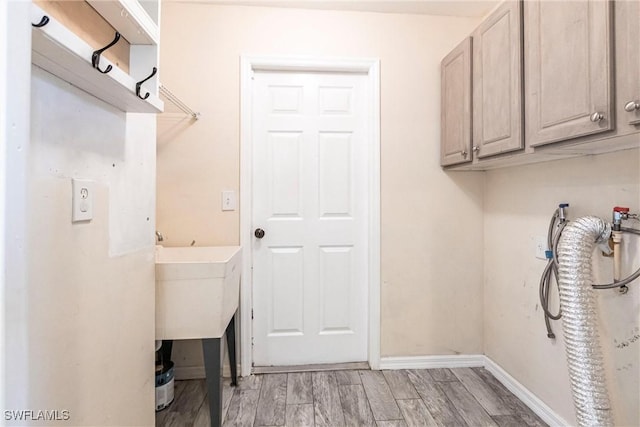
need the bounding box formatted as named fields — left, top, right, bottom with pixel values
left=92, top=32, right=121, bottom=74
left=32, top=16, right=50, bottom=27
left=136, top=67, right=157, bottom=100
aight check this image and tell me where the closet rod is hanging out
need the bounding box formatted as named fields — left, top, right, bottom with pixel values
left=159, top=84, right=200, bottom=120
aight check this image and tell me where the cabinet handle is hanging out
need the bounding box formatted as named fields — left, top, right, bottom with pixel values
left=624, top=101, right=640, bottom=112
left=590, top=112, right=604, bottom=122
left=472, top=146, right=480, bottom=153
left=461, top=150, right=468, bottom=158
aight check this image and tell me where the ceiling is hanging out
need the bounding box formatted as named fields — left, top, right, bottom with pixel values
left=182, top=0, right=500, bottom=18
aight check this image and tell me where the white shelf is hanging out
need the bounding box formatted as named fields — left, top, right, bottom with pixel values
left=86, top=0, right=159, bottom=45
left=30, top=4, right=163, bottom=114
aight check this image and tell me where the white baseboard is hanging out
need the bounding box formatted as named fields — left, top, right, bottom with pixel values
left=378, top=354, right=569, bottom=427
left=379, top=354, right=485, bottom=370
left=174, top=366, right=206, bottom=380
left=483, top=357, right=570, bottom=427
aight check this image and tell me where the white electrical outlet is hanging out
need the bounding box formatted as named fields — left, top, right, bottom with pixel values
left=72, top=178, right=94, bottom=222
left=534, top=235, right=547, bottom=260
left=222, top=190, right=236, bottom=211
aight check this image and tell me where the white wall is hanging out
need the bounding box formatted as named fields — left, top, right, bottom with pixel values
left=158, top=4, right=485, bottom=373
left=3, top=2, right=32, bottom=417
left=3, top=5, right=157, bottom=421
left=484, top=149, right=640, bottom=426
left=0, top=0, right=15, bottom=418
left=157, top=4, right=639, bottom=425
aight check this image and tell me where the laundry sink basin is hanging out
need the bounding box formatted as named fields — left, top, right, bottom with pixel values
left=155, top=245, right=242, bottom=340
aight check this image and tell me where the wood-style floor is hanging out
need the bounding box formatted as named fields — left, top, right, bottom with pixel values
left=156, top=367, right=547, bottom=427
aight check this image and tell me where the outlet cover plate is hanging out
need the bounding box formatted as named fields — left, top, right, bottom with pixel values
left=72, top=178, right=94, bottom=222
left=534, top=235, right=547, bottom=260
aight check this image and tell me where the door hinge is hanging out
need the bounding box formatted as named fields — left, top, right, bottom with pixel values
left=251, top=337, right=255, bottom=346
left=251, top=309, right=254, bottom=319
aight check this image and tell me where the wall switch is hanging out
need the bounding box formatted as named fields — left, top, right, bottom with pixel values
left=222, top=190, right=236, bottom=211
left=534, top=235, right=547, bottom=260
left=72, top=179, right=94, bottom=222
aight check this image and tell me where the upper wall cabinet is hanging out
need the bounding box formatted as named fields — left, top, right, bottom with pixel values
left=440, top=37, right=472, bottom=167
left=616, top=0, right=640, bottom=127
left=472, top=0, right=523, bottom=158
left=441, top=0, right=638, bottom=170
left=524, top=1, right=613, bottom=146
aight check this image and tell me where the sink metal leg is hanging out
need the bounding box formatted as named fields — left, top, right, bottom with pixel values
left=160, top=340, right=173, bottom=364
left=225, top=313, right=238, bottom=386
left=202, top=313, right=238, bottom=427
left=202, top=338, right=223, bottom=427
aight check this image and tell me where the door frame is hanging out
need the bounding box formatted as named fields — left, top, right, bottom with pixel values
left=239, top=55, right=381, bottom=376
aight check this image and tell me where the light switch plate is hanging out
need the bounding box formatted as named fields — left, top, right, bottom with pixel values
left=72, top=178, right=94, bottom=222
left=222, top=190, right=236, bottom=211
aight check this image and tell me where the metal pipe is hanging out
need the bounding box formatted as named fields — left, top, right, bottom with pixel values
left=557, top=216, right=613, bottom=427
left=621, top=226, right=640, bottom=236
left=592, top=263, right=640, bottom=290
left=540, top=207, right=566, bottom=338
left=593, top=227, right=640, bottom=290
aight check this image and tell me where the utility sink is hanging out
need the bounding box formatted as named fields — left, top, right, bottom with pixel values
left=155, top=246, right=242, bottom=340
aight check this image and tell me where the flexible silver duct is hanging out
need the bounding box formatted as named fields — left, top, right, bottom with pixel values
left=557, top=216, right=613, bottom=427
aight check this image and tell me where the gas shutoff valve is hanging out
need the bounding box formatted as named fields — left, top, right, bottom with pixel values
left=558, top=203, right=569, bottom=222
left=612, top=206, right=634, bottom=231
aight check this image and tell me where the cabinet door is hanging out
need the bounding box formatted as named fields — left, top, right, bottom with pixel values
left=616, top=0, right=640, bottom=126
left=525, top=0, right=613, bottom=146
left=473, top=0, right=523, bottom=158
left=441, top=37, right=472, bottom=167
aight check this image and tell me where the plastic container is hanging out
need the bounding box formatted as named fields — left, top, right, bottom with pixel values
left=155, top=360, right=175, bottom=411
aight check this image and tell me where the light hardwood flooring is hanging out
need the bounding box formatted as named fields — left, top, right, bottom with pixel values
left=156, top=367, right=547, bottom=427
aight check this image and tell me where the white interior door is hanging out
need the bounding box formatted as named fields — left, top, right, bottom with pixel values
left=251, top=70, right=369, bottom=367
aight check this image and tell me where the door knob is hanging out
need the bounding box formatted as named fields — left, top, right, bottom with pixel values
left=590, top=112, right=604, bottom=122
left=254, top=228, right=265, bottom=239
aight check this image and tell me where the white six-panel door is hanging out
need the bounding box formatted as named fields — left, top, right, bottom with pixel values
left=251, top=70, right=369, bottom=366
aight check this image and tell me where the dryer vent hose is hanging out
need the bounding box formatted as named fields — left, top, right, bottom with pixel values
left=557, top=216, right=613, bottom=427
